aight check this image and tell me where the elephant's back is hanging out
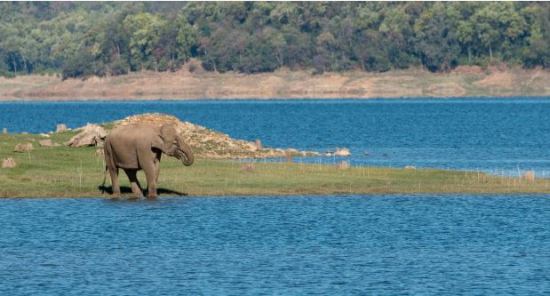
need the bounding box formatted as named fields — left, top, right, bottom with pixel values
left=109, top=124, right=157, bottom=140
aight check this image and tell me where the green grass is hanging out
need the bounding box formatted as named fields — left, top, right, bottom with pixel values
left=1, top=132, right=550, bottom=198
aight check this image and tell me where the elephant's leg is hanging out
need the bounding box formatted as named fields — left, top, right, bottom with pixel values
left=143, top=162, right=158, bottom=199
left=154, top=160, right=160, bottom=184
left=124, top=169, right=144, bottom=198
left=109, top=167, right=121, bottom=197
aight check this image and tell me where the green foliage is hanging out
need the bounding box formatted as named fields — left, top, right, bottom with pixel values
left=0, top=2, right=548, bottom=78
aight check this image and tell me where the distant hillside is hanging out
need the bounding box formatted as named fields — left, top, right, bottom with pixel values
left=0, top=2, right=548, bottom=79
left=1, top=65, right=548, bottom=100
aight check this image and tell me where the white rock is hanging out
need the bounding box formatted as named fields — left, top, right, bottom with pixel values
left=56, top=124, right=68, bottom=133
left=1, top=157, right=16, bottom=168
left=334, top=148, right=351, bottom=157
left=66, top=124, right=107, bottom=147
left=14, top=143, right=33, bottom=152
left=39, top=139, right=60, bottom=147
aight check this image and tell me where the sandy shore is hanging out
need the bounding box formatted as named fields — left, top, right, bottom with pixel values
left=0, top=64, right=548, bottom=101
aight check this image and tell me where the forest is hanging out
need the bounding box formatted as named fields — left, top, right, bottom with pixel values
left=0, top=2, right=548, bottom=79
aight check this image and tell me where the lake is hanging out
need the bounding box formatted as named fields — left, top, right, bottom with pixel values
left=2, top=98, right=550, bottom=294
left=2, top=98, right=550, bottom=175
left=1, top=195, right=549, bottom=295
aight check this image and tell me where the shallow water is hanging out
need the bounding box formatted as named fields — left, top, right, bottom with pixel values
left=2, top=98, right=550, bottom=175
left=0, top=195, right=549, bottom=295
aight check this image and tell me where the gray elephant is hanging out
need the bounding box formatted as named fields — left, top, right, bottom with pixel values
left=104, top=123, right=194, bottom=198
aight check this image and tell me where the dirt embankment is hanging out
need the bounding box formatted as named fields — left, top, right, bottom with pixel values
left=0, top=62, right=548, bottom=100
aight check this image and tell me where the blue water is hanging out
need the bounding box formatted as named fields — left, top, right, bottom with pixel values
left=1, top=98, right=550, bottom=174
left=2, top=99, right=550, bottom=294
left=0, top=195, right=549, bottom=295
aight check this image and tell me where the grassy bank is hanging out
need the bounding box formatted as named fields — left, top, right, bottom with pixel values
left=1, top=131, right=549, bottom=198
left=0, top=66, right=549, bottom=101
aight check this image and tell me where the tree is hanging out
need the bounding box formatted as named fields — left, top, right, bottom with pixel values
left=414, top=3, right=461, bottom=71
left=0, top=2, right=547, bottom=77
left=123, top=12, right=166, bottom=71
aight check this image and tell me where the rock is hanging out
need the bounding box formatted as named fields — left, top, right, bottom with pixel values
left=286, top=148, right=299, bottom=155
left=522, top=170, right=535, bottom=182
left=14, top=143, right=33, bottom=153
left=245, top=142, right=258, bottom=152
left=2, top=128, right=7, bottom=134
left=334, top=148, right=351, bottom=157
left=39, top=133, right=50, bottom=138
left=38, top=139, right=60, bottom=147
left=116, top=113, right=320, bottom=159
left=66, top=124, right=107, bottom=147
left=56, top=124, right=68, bottom=133
left=1, top=157, right=16, bottom=168
left=336, top=160, right=350, bottom=170
left=404, top=165, right=416, bottom=170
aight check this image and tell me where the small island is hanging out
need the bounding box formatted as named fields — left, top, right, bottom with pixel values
left=0, top=113, right=548, bottom=198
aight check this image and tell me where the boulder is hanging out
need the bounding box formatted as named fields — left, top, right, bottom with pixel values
left=286, top=148, right=299, bottom=155
left=2, top=128, right=7, bottom=134
left=115, top=113, right=320, bottom=159
left=14, top=143, right=33, bottom=153
left=56, top=124, right=68, bottom=133
left=334, top=148, right=351, bottom=157
left=404, top=165, right=416, bottom=170
left=1, top=157, right=16, bottom=168
left=66, top=124, right=107, bottom=147
left=39, top=139, right=60, bottom=147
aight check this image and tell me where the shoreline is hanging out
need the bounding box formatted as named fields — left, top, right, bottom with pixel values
left=2, top=95, right=550, bottom=103
left=1, top=66, right=548, bottom=101
left=2, top=128, right=550, bottom=198
left=3, top=191, right=549, bottom=199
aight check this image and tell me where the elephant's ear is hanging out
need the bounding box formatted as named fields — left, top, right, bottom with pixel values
left=151, top=135, right=165, bottom=152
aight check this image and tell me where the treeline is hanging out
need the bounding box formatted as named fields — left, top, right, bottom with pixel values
left=0, top=2, right=548, bottom=79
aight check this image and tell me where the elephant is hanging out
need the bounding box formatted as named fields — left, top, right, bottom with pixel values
left=104, top=123, right=194, bottom=198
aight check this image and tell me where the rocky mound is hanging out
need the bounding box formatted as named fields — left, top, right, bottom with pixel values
left=113, top=113, right=319, bottom=159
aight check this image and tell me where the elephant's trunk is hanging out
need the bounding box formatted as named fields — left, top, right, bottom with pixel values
left=176, top=137, right=194, bottom=166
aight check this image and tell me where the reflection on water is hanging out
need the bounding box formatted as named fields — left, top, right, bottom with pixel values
left=0, top=195, right=549, bottom=294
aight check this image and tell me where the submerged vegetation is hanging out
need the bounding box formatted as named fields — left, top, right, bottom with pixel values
left=0, top=2, right=548, bottom=79
left=1, top=128, right=550, bottom=198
